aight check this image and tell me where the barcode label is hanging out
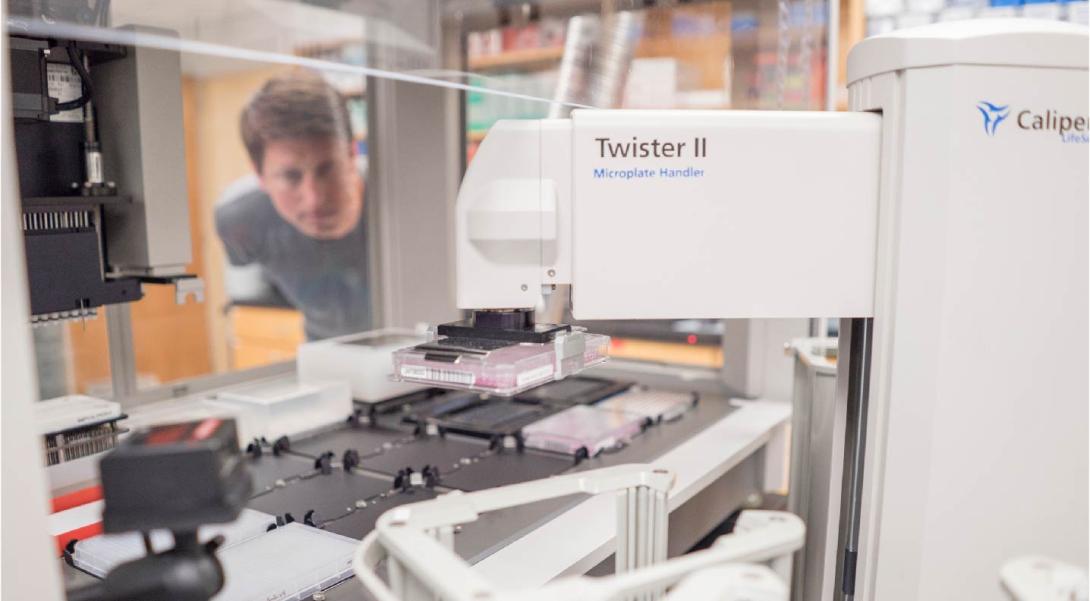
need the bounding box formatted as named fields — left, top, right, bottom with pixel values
left=400, top=365, right=475, bottom=386
left=516, top=364, right=554, bottom=387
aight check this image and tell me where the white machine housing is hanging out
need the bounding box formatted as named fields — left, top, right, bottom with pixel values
left=456, top=112, right=881, bottom=319
left=93, top=26, right=192, bottom=277
left=847, top=19, right=1088, bottom=601
left=454, top=18, right=1088, bottom=601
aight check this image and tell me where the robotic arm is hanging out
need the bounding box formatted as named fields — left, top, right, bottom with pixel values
left=396, top=110, right=881, bottom=395
left=455, top=111, right=880, bottom=319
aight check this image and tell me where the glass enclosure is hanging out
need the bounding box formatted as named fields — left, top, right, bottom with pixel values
left=10, top=0, right=840, bottom=401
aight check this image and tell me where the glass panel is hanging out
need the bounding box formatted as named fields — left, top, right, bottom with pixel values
left=13, top=0, right=835, bottom=395
left=28, top=317, right=118, bottom=399
left=11, top=1, right=391, bottom=392
left=460, top=0, right=828, bottom=367
left=140, top=51, right=373, bottom=380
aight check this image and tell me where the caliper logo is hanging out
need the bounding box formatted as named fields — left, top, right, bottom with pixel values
left=976, top=101, right=1010, bottom=136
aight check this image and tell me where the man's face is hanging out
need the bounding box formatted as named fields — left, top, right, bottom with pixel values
left=258, top=136, right=363, bottom=240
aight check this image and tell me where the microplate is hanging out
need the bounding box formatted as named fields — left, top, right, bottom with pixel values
left=392, top=331, right=610, bottom=396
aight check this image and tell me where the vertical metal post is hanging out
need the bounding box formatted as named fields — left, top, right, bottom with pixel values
left=826, top=0, right=841, bottom=111
left=366, top=1, right=463, bottom=329
left=835, top=317, right=873, bottom=601
left=788, top=351, right=814, bottom=598
left=616, top=489, right=631, bottom=574
left=787, top=338, right=842, bottom=601
left=653, top=489, right=668, bottom=563
left=652, top=489, right=668, bottom=600
left=105, top=303, right=138, bottom=401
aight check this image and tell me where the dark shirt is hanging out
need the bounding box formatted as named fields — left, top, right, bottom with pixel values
left=215, top=179, right=372, bottom=341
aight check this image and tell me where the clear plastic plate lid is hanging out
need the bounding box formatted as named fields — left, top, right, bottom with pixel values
left=522, top=404, right=645, bottom=457
left=596, top=389, right=697, bottom=422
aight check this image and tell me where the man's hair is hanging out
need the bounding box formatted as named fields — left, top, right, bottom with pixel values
left=240, top=69, right=353, bottom=171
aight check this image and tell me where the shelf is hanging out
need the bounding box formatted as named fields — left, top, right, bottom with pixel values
left=467, top=35, right=732, bottom=74
left=468, top=46, right=564, bottom=71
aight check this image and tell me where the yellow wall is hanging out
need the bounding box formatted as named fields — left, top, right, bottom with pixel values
left=188, top=65, right=292, bottom=373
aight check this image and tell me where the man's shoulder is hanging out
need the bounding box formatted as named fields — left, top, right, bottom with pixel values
left=215, top=176, right=280, bottom=265
left=215, top=176, right=276, bottom=226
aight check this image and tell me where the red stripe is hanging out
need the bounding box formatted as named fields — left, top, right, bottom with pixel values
left=51, top=485, right=103, bottom=514
left=55, top=522, right=102, bottom=556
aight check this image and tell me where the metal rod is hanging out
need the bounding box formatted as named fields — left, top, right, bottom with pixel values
left=653, top=490, right=668, bottom=600
left=788, top=345, right=815, bottom=601
left=616, top=490, right=629, bottom=573
left=638, top=486, right=648, bottom=568
left=105, top=303, right=138, bottom=402
left=827, top=0, right=841, bottom=111
left=628, top=488, right=637, bottom=569
left=837, top=317, right=873, bottom=600
left=655, top=490, right=668, bottom=562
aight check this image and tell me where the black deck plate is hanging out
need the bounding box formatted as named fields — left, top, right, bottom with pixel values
left=514, top=376, right=634, bottom=407
left=438, top=448, right=573, bottom=492
left=350, top=429, right=572, bottom=492
left=289, top=425, right=414, bottom=460
left=360, top=434, right=491, bottom=478
left=432, top=400, right=557, bottom=438
left=247, top=469, right=393, bottom=526
left=320, top=486, right=440, bottom=539
left=245, top=453, right=318, bottom=496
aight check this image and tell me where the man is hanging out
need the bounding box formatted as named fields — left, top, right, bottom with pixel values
left=216, top=70, right=371, bottom=340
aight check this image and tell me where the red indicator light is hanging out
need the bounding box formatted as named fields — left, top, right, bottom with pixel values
left=686, top=335, right=697, bottom=345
